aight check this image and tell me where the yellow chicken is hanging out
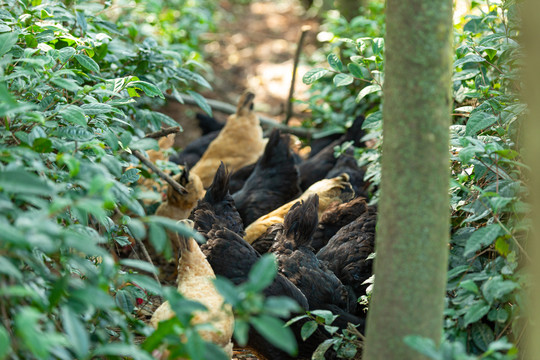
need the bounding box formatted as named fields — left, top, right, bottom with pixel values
left=191, top=92, right=267, bottom=188
left=155, top=168, right=205, bottom=221
left=244, top=173, right=355, bottom=244
left=150, top=220, right=234, bottom=358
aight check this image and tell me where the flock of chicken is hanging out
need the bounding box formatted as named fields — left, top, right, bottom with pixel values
left=142, top=92, right=377, bottom=359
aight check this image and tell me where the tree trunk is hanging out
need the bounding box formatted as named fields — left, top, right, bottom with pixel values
left=363, top=1, right=453, bottom=359
left=335, top=0, right=363, bottom=21
left=523, top=1, right=540, bottom=359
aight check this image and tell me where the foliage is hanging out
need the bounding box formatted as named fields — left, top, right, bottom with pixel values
left=0, top=0, right=299, bottom=358
left=303, top=0, right=526, bottom=357
left=286, top=309, right=363, bottom=359
left=214, top=254, right=302, bottom=356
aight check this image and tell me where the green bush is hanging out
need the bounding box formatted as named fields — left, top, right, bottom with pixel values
left=0, top=1, right=300, bottom=359
left=302, top=0, right=525, bottom=357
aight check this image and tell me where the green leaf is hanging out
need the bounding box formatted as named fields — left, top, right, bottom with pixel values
left=0, top=31, right=19, bottom=58
left=300, top=321, right=317, bottom=340
left=453, top=54, right=486, bottom=68
left=186, top=90, right=212, bottom=116
left=459, top=279, right=479, bottom=294
left=347, top=62, right=364, bottom=78
left=465, top=111, right=498, bottom=135
left=0, top=257, right=22, bottom=280
left=250, top=315, right=297, bottom=355
left=452, top=69, right=480, bottom=81
left=233, top=319, right=249, bottom=346
left=362, top=111, right=382, bottom=129
left=372, top=37, right=384, bottom=55
left=176, top=68, right=212, bottom=89
left=309, top=310, right=337, bottom=324
left=120, top=168, right=141, bottom=184
left=471, top=323, right=494, bottom=352
left=74, top=54, right=100, bottom=73
left=463, top=224, right=501, bottom=257
left=0, top=325, right=11, bottom=360
left=403, top=336, right=440, bottom=359
left=356, top=84, right=381, bottom=103
left=51, top=77, right=81, bottom=92
left=213, top=277, right=240, bottom=306
left=327, top=53, right=343, bottom=71
left=0, top=170, right=54, bottom=195
left=303, top=68, right=329, bottom=84
left=32, top=138, right=52, bottom=153
left=463, top=300, right=490, bottom=327
left=148, top=222, right=167, bottom=254
left=60, top=106, right=87, bottom=126
left=80, top=103, right=113, bottom=115
left=58, top=47, right=76, bottom=63
left=333, top=73, right=354, bottom=87
left=264, top=296, right=301, bottom=317
left=129, top=81, right=164, bottom=99
left=147, top=216, right=205, bottom=243
left=120, top=259, right=158, bottom=274
left=247, top=253, right=277, bottom=292
left=488, top=308, right=509, bottom=323
left=312, top=339, right=335, bottom=360
left=115, top=288, right=135, bottom=313
left=93, top=344, right=154, bottom=360
left=61, top=307, right=90, bottom=358
left=481, top=275, right=519, bottom=304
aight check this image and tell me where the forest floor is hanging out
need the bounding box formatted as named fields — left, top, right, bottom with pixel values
left=147, top=1, right=323, bottom=358
left=160, top=0, right=321, bottom=150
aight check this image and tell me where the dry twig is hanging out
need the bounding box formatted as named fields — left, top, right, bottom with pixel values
left=132, top=150, right=187, bottom=195
left=145, top=126, right=181, bottom=139
left=286, top=25, right=311, bottom=125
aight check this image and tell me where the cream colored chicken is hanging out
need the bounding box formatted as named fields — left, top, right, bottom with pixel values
left=191, top=92, right=267, bottom=188
left=155, top=167, right=205, bottom=221
left=244, top=173, right=355, bottom=244
left=150, top=220, right=234, bottom=358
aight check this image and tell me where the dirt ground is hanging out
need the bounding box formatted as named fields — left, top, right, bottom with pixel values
left=160, top=0, right=321, bottom=150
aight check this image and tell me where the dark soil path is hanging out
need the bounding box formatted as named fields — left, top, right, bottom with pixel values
left=161, top=0, right=320, bottom=149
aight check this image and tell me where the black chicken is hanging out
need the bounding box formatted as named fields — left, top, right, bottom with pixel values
left=233, top=129, right=301, bottom=226
left=309, top=197, right=369, bottom=252
left=317, top=205, right=377, bottom=303
left=169, top=130, right=220, bottom=168
left=325, top=147, right=368, bottom=199
left=251, top=222, right=284, bottom=254
left=299, top=115, right=366, bottom=191
left=196, top=112, right=224, bottom=135
left=271, top=195, right=362, bottom=331
left=188, top=162, right=245, bottom=237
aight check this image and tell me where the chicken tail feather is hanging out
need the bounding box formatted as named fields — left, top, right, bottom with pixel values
left=284, top=194, right=319, bottom=247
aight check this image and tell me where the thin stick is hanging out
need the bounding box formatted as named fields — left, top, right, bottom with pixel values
left=145, top=126, right=181, bottom=139
left=286, top=25, right=311, bottom=125
left=132, top=150, right=187, bottom=195
left=138, top=240, right=161, bottom=284
left=167, top=93, right=316, bottom=139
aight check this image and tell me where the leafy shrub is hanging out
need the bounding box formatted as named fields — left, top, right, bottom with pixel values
left=302, top=0, right=525, bottom=357
left=0, top=1, right=299, bottom=358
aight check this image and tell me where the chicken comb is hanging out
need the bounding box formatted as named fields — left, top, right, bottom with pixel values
left=284, top=194, right=319, bottom=247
